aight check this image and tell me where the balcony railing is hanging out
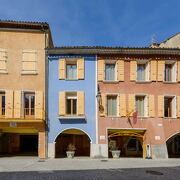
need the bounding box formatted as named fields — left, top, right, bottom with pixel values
left=0, top=108, right=45, bottom=120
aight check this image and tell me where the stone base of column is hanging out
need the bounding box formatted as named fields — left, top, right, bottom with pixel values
left=151, top=144, right=168, bottom=159
left=90, top=144, right=108, bottom=158
left=48, top=142, right=56, bottom=158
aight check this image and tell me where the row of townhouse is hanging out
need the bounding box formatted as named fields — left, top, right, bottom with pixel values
left=0, top=20, right=180, bottom=159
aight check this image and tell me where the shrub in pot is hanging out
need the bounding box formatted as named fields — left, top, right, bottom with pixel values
left=66, top=144, right=76, bottom=158
left=109, top=140, right=120, bottom=158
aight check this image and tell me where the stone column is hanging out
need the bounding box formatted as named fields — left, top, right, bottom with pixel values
left=38, top=131, right=46, bottom=158
left=48, top=142, right=56, bottom=158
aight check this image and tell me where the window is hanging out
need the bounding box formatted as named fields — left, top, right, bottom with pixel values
left=164, top=96, right=176, bottom=118
left=164, top=62, right=176, bottom=82
left=66, top=93, right=77, bottom=115
left=0, top=92, right=5, bottom=117
left=136, top=61, right=149, bottom=81
left=66, top=63, right=77, bottom=80
left=0, top=49, right=7, bottom=73
left=107, top=95, right=117, bottom=116
left=22, top=50, right=37, bottom=74
left=24, top=93, right=35, bottom=118
left=136, top=96, right=145, bottom=117
left=105, top=64, right=115, bottom=81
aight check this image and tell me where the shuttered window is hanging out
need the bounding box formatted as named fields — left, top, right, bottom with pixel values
left=136, top=61, right=149, bottom=81
left=22, top=50, right=37, bottom=74
left=135, top=96, right=145, bottom=117
left=0, top=49, right=7, bottom=73
left=105, top=64, right=115, bottom=80
left=164, top=62, right=176, bottom=82
left=107, top=95, right=117, bottom=116
left=164, top=96, right=176, bottom=118
left=59, top=58, right=84, bottom=80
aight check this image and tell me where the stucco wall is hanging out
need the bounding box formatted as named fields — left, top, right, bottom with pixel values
left=98, top=59, right=180, bottom=146
left=48, top=55, right=96, bottom=144
left=0, top=30, right=45, bottom=91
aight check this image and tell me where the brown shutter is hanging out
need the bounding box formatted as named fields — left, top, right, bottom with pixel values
left=149, top=95, right=155, bottom=117
left=59, top=58, right=65, bottom=79
left=59, top=92, right=66, bottom=116
left=5, top=90, right=13, bottom=118
left=177, top=61, right=180, bottom=82
left=150, top=60, right=157, bottom=81
left=98, top=59, right=104, bottom=81
left=35, top=91, right=43, bottom=119
left=128, top=94, right=135, bottom=115
left=130, top=61, right=137, bottom=81
left=177, top=96, right=180, bottom=118
left=120, top=94, right=126, bottom=116
left=14, top=91, right=21, bottom=118
left=77, top=91, right=84, bottom=115
left=158, top=95, right=164, bottom=117
left=77, top=58, right=84, bottom=79
left=157, top=61, right=165, bottom=81
left=118, top=60, right=124, bottom=81
left=100, top=94, right=106, bottom=116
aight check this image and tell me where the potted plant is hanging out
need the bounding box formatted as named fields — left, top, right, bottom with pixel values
left=109, top=140, right=120, bottom=159
left=66, top=143, right=76, bottom=158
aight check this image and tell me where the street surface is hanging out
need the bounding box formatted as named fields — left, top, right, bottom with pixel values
left=0, top=157, right=180, bottom=179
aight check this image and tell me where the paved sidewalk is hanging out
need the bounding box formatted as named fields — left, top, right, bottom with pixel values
left=0, top=157, right=180, bottom=172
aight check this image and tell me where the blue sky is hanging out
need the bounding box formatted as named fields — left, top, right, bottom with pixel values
left=0, top=0, right=180, bottom=47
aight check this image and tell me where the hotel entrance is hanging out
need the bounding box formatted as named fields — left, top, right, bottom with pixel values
left=108, top=129, right=146, bottom=158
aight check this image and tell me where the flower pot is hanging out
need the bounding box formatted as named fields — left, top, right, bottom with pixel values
left=111, top=150, right=120, bottom=159
left=66, top=151, right=75, bottom=158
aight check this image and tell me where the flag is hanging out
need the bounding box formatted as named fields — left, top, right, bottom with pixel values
left=133, top=112, right=138, bottom=124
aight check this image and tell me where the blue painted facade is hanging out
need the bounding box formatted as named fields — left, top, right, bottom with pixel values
left=48, top=55, right=96, bottom=144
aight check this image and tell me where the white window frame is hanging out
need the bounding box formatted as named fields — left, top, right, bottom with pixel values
left=136, top=60, right=150, bottom=82
left=164, top=95, right=176, bottom=118
left=106, top=93, right=119, bottom=117
left=21, top=50, right=37, bottom=75
left=104, top=60, right=117, bottom=81
left=66, top=92, right=77, bottom=115
left=135, top=94, right=148, bottom=117
left=164, top=61, right=176, bottom=82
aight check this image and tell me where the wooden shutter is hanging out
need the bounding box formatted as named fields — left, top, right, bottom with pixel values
left=59, top=58, right=65, bottom=79
left=100, top=94, right=106, bottom=116
left=149, top=95, right=155, bottom=117
left=120, top=94, right=126, bottom=116
left=177, top=96, right=180, bottom=118
left=22, top=51, right=36, bottom=72
left=130, top=61, right=137, bottom=81
left=128, top=94, right=135, bottom=115
left=35, top=91, right=43, bottom=119
left=77, top=91, right=84, bottom=115
left=158, top=95, right=164, bottom=117
left=77, top=58, right=84, bottom=79
left=5, top=90, right=13, bottom=118
left=98, top=59, right=104, bottom=81
left=157, top=61, right=165, bottom=81
left=14, top=91, right=21, bottom=118
left=150, top=60, right=157, bottom=81
left=177, top=61, right=180, bottom=82
left=59, top=92, right=66, bottom=116
left=118, top=60, right=124, bottom=81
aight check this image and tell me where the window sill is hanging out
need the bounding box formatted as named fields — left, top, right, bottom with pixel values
left=163, top=81, right=177, bottom=84
left=58, top=115, right=86, bottom=119
left=163, top=117, right=177, bottom=119
left=21, top=72, right=38, bottom=75
left=103, top=80, right=119, bottom=84
left=0, top=71, right=8, bottom=74
left=65, top=79, right=78, bottom=81
left=136, top=80, right=152, bottom=83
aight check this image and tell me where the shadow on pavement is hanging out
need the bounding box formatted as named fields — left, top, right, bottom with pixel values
left=0, top=166, right=180, bottom=180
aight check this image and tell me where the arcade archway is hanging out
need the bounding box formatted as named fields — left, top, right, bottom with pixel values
left=55, top=129, right=91, bottom=158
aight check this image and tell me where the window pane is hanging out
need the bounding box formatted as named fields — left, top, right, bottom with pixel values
left=112, top=97, right=117, bottom=116
left=105, top=65, right=115, bottom=80
left=165, top=64, right=172, bottom=81
left=137, top=64, right=145, bottom=81
left=66, top=65, right=71, bottom=79
left=107, top=96, right=116, bottom=116
left=31, top=96, right=35, bottom=115
left=164, top=97, right=172, bottom=117
left=73, top=99, right=77, bottom=114
left=136, top=97, right=144, bottom=116
left=72, top=65, right=77, bottom=79
left=66, top=99, right=71, bottom=114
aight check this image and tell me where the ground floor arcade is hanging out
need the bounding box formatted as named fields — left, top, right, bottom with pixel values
left=0, top=121, right=46, bottom=158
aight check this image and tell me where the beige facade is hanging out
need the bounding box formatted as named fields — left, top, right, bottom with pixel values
left=0, top=21, right=53, bottom=158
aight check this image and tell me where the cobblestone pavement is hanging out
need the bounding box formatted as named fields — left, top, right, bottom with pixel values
left=0, top=166, right=180, bottom=180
